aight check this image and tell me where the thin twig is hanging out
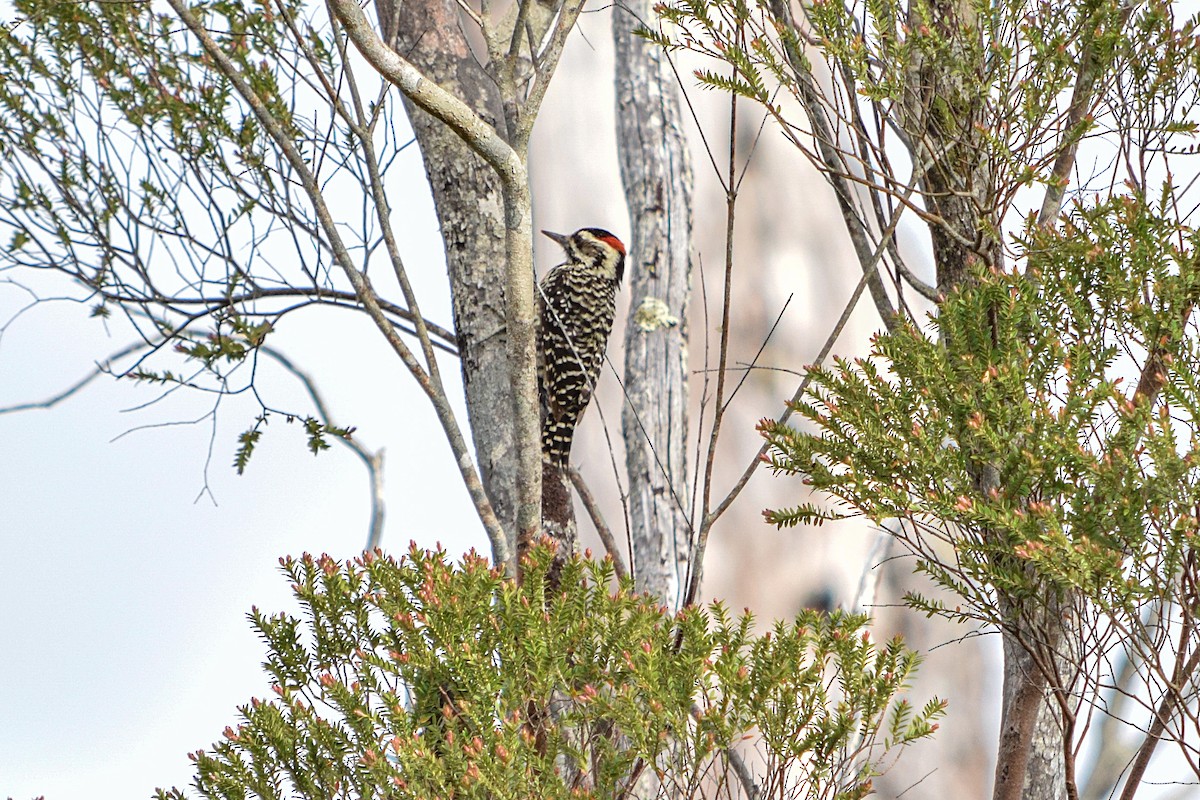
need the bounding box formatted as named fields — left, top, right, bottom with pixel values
left=697, top=191, right=914, bottom=566
left=175, top=0, right=509, bottom=565
left=586, top=390, right=636, bottom=582
left=114, top=286, right=459, bottom=353
left=725, top=747, right=762, bottom=800
left=721, top=293, right=792, bottom=413
left=850, top=528, right=892, bottom=613
left=517, top=0, right=588, bottom=146
left=261, top=346, right=386, bottom=550
left=685, top=67, right=739, bottom=610
left=567, top=467, right=628, bottom=581
left=1035, top=2, right=1134, bottom=228
left=0, top=340, right=149, bottom=415
left=1119, top=644, right=1200, bottom=800
left=767, top=0, right=898, bottom=328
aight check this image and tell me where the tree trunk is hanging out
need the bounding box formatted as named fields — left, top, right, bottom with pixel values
left=541, top=462, right=577, bottom=587
left=901, top=0, right=1065, bottom=794
left=613, top=0, right=694, bottom=609
left=376, top=0, right=518, bottom=558
left=995, top=604, right=1068, bottom=800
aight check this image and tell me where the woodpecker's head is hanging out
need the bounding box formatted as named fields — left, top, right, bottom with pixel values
left=543, top=228, right=626, bottom=284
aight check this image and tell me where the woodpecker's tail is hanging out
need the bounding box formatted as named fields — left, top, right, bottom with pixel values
left=541, top=416, right=577, bottom=467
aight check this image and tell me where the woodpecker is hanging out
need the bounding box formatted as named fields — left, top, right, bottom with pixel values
left=538, top=227, right=626, bottom=467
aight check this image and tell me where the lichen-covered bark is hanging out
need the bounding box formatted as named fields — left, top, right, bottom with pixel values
left=613, top=0, right=694, bottom=609
left=376, top=0, right=518, bottom=552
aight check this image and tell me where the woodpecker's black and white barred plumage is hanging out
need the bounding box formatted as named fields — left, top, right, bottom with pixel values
left=538, top=228, right=626, bottom=466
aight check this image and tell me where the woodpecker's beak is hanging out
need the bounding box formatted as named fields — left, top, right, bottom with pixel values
left=541, top=230, right=569, bottom=247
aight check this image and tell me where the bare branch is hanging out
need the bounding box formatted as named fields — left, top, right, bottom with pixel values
left=261, top=346, right=386, bottom=550
left=1036, top=2, right=1135, bottom=227
left=167, top=0, right=510, bottom=567
left=567, top=467, right=628, bottom=581
left=516, top=0, right=587, bottom=146
left=766, top=0, right=899, bottom=328
left=331, top=0, right=542, bottom=564
left=684, top=193, right=913, bottom=609
left=328, top=0, right=524, bottom=180
left=0, top=341, right=149, bottom=416
left=688, top=80, right=739, bottom=610
left=102, top=287, right=459, bottom=354
left=1119, top=644, right=1200, bottom=800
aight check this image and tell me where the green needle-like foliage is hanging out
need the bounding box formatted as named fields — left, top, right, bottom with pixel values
left=0, top=0, right=365, bottom=474
left=155, top=543, right=942, bottom=800
left=646, top=0, right=1200, bottom=786
left=763, top=192, right=1200, bottom=632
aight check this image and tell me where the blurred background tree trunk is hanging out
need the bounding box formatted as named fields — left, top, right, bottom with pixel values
left=613, top=0, right=694, bottom=609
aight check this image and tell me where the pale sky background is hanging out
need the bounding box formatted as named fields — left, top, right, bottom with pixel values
left=0, top=134, right=486, bottom=796
left=5, top=1, right=1200, bottom=798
